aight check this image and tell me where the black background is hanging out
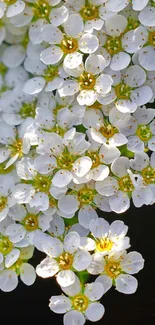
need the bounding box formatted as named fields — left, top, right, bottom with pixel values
left=0, top=204, right=155, bottom=324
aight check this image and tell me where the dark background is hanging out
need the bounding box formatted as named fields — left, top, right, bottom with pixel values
left=0, top=204, right=155, bottom=324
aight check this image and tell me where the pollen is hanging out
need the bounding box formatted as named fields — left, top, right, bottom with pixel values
left=142, top=166, right=155, bottom=184
left=8, top=139, right=23, bottom=158
left=60, top=37, right=78, bottom=54
left=24, top=214, right=39, bottom=231
left=118, top=175, right=134, bottom=192
left=80, top=5, right=99, bottom=21
left=96, top=238, right=113, bottom=252
left=77, top=188, right=95, bottom=205
left=104, top=259, right=122, bottom=279
left=33, top=174, right=51, bottom=193
left=115, top=82, right=132, bottom=100
left=72, top=294, right=89, bottom=312
left=58, top=252, right=73, bottom=270
left=32, top=0, right=51, bottom=19
left=100, top=124, right=116, bottom=139
left=79, top=72, right=96, bottom=90
left=87, top=151, right=101, bottom=168
left=105, top=36, right=122, bottom=55
left=57, top=150, right=75, bottom=170
left=19, top=101, right=37, bottom=119
left=136, top=124, right=152, bottom=142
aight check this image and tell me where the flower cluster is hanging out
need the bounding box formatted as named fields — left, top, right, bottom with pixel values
left=0, top=0, right=154, bottom=323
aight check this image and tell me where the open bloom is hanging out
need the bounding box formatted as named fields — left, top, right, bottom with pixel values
left=40, top=15, right=99, bottom=70
left=0, top=119, right=32, bottom=169
left=36, top=231, right=92, bottom=287
left=35, top=128, right=92, bottom=188
left=0, top=245, right=36, bottom=292
left=96, top=156, right=153, bottom=213
left=86, top=218, right=130, bottom=254
left=125, top=106, right=155, bottom=152
left=58, top=54, right=113, bottom=106
left=49, top=276, right=105, bottom=324
left=88, top=250, right=144, bottom=294
left=98, top=66, right=153, bottom=113
left=6, top=204, right=52, bottom=245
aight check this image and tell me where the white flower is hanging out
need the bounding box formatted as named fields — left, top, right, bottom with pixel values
left=0, top=245, right=36, bottom=292
left=40, top=20, right=99, bottom=69
left=2, top=91, right=37, bottom=126
left=66, top=0, right=110, bottom=33
left=84, top=107, right=128, bottom=147
left=99, top=14, right=132, bottom=71
left=23, top=43, right=66, bottom=94
left=59, top=54, right=113, bottom=106
left=27, top=0, right=68, bottom=31
left=12, top=156, right=55, bottom=211
left=57, top=181, right=111, bottom=228
left=87, top=218, right=130, bottom=254
left=35, top=129, right=92, bottom=187
left=0, top=120, right=32, bottom=169
left=49, top=276, right=105, bottom=323
left=123, top=25, right=155, bottom=71
left=125, top=106, right=155, bottom=152
left=99, top=65, right=153, bottom=113
left=96, top=156, right=153, bottom=213
left=6, top=204, right=52, bottom=245
left=36, top=231, right=92, bottom=287
left=88, top=250, right=144, bottom=294
left=0, top=216, right=24, bottom=269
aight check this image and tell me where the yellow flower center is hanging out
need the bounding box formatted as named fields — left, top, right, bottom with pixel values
left=87, top=151, right=101, bottom=168
left=58, top=252, right=73, bottom=270
left=33, top=174, right=51, bottom=193
left=60, top=37, right=78, bottom=54
left=136, top=124, right=152, bottom=142
left=142, top=166, right=155, bottom=184
left=19, top=101, right=36, bottom=119
left=0, top=196, right=7, bottom=212
left=77, top=188, right=95, bottom=205
left=57, top=151, right=75, bottom=170
left=44, top=66, right=59, bottom=83
left=32, top=0, right=51, bottom=19
left=24, top=214, right=39, bottom=231
left=72, top=294, right=89, bottom=312
left=105, top=36, right=122, bottom=55
left=96, top=238, right=113, bottom=252
left=119, top=175, right=134, bottom=192
left=80, top=5, right=99, bottom=20
left=149, top=31, right=155, bottom=46
left=79, top=72, right=96, bottom=90
left=0, top=236, right=13, bottom=255
left=8, top=139, right=23, bottom=158
left=115, top=82, right=132, bottom=100
left=100, top=124, right=116, bottom=139
left=104, top=260, right=122, bottom=279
